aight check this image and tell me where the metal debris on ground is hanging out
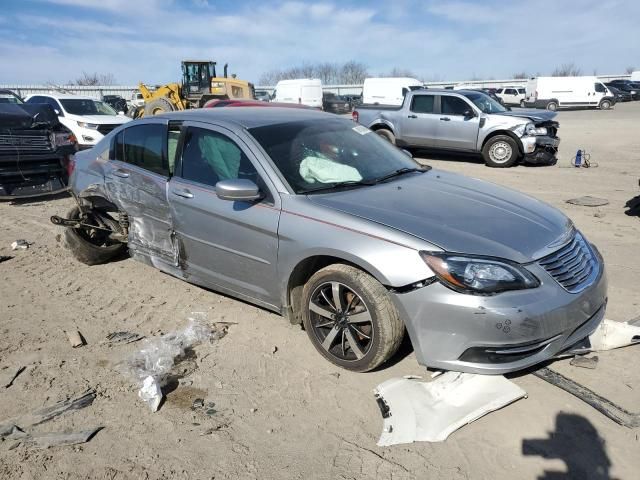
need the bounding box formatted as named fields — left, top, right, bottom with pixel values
left=65, top=330, right=85, bottom=348
left=10, top=240, right=30, bottom=250
left=570, top=355, right=599, bottom=369
left=3, top=366, right=26, bottom=388
left=104, top=331, right=145, bottom=345
left=533, top=367, right=640, bottom=428
left=0, top=390, right=99, bottom=447
left=374, top=373, right=526, bottom=446
left=565, top=196, right=609, bottom=207
left=119, top=314, right=214, bottom=412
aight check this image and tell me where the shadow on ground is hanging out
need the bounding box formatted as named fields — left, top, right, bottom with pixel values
left=523, top=413, right=615, bottom=480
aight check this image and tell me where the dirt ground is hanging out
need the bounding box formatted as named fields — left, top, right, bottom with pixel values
left=1, top=102, right=639, bottom=480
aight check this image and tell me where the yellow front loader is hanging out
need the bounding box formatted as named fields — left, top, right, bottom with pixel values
left=133, top=61, right=254, bottom=118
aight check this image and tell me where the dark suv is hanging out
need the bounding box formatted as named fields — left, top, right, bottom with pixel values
left=605, top=80, right=640, bottom=100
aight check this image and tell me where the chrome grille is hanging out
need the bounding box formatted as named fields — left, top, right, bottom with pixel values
left=0, top=133, right=53, bottom=153
left=97, top=124, right=119, bottom=136
left=538, top=232, right=599, bottom=293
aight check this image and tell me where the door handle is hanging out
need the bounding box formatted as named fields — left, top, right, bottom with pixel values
left=113, top=169, right=129, bottom=178
left=407, top=114, right=418, bottom=119
left=440, top=117, right=451, bottom=121
left=172, top=188, right=194, bottom=199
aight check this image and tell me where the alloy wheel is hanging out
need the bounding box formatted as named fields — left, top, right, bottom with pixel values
left=308, top=281, right=374, bottom=361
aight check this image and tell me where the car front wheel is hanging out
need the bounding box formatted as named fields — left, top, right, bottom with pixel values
left=482, top=135, right=519, bottom=168
left=301, top=264, right=404, bottom=372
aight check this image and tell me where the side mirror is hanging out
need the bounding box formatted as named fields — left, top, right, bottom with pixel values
left=463, top=109, right=475, bottom=118
left=215, top=178, right=262, bottom=202
left=54, top=109, right=61, bottom=115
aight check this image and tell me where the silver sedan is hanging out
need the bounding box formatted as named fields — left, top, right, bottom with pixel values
left=58, top=107, right=607, bottom=373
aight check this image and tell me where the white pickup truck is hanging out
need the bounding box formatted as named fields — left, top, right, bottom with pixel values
left=353, top=89, right=560, bottom=167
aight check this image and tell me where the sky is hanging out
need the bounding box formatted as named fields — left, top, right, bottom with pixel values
left=0, top=0, right=638, bottom=86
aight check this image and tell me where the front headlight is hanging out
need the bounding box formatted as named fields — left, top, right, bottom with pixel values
left=77, top=121, right=98, bottom=129
left=512, top=122, right=535, bottom=137
left=420, top=252, right=539, bottom=294
left=631, top=90, right=637, bottom=94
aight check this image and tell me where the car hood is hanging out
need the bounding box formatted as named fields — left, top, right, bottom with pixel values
left=65, top=114, right=130, bottom=124
left=496, top=109, right=557, bottom=123
left=0, top=103, right=60, bottom=129
left=307, top=169, right=571, bottom=263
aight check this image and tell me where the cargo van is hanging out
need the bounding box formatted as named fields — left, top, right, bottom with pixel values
left=273, top=79, right=322, bottom=108
left=362, top=77, right=424, bottom=106
left=524, top=76, right=615, bottom=111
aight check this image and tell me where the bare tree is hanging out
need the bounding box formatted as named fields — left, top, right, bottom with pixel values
left=512, top=71, right=528, bottom=79
left=380, top=67, right=421, bottom=80
left=551, top=63, right=582, bottom=76
left=259, top=60, right=369, bottom=85
left=70, top=72, right=116, bottom=86
left=626, top=65, right=636, bottom=74
left=340, top=61, right=369, bottom=84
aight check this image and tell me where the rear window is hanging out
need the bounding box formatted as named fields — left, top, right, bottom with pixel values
left=122, top=124, right=167, bottom=176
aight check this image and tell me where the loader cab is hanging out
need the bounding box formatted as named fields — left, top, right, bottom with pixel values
left=181, top=61, right=216, bottom=98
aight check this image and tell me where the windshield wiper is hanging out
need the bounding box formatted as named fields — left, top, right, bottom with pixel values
left=299, top=179, right=376, bottom=194
left=368, top=166, right=430, bottom=184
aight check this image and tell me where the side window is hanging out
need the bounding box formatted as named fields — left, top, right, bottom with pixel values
left=595, top=83, right=606, bottom=93
left=167, top=124, right=181, bottom=175
left=26, top=96, right=43, bottom=103
left=518, top=88, right=526, bottom=94
left=410, top=95, right=435, bottom=114
left=495, top=89, right=503, bottom=94
left=47, top=98, right=63, bottom=114
left=441, top=96, right=472, bottom=115
left=123, top=124, right=167, bottom=176
left=111, top=130, right=124, bottom=161
left=180, top=127, right=258, bottom=188
left=505, top=88, right=516, bottom=95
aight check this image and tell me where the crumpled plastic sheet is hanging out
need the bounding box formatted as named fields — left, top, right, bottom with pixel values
left=588, top=318, right=640, bottom=351
left=120, top=314, right=213, bottom=411
left=374, top=373, right=527, bottom=446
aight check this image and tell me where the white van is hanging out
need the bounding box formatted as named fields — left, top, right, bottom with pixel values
left=274, top=79, right=323, bottom=108
left=524, top=76, right=615, bottom=111
left=631, top=71, right=640, bottom=82
left=362, top=77, right=423, bottom=106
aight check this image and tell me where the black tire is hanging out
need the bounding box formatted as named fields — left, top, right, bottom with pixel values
left=546, top=101, right=558, bottom=111
left=144, top=97, right=175, bottom=116
left=375, top=128, right=396, bottom=145
left=482, top=135, right=519, bottom=168
left=599, top=99, right=611, bottom=110
left=63, top=207, right=125, bottom=266
left=301, top=264, right=404, bottom=372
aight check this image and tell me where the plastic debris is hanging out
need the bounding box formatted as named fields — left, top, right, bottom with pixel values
left=139, top=376, right=162, bottom=412
left=65, top=330, right=85, bottom=348
left=25, top=428, right=103, bottom=448
left=0, top=255, right=12, bottom=263
left=11, top=240, right=29, bottom=250
left=588, top=318, right=640, bottom=351
left=570, top=355, right=599, bottom=369
left=120, top=315, right=213, bottom=412
left=104, top=331, right=145, bottom=345
left=374, top=373, right=526, bottom=446
left=566, top=196, right=609, bottom=207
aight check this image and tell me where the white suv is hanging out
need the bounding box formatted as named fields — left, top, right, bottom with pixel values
left=496, top=87, right=526, bottom=107
left=25, top=93, right=131, bottom=149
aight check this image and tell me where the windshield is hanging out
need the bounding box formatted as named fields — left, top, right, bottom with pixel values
left=0, top=93, right=23, bottom=104
left=461, top=91, right=507, bottom=113
left=60, top=99, right=117, bottom=115
left=249, top=118, right=426, bottom=194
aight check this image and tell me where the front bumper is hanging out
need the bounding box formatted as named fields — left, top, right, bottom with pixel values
left=521, top=135, right=560, bottom=165
left=0, top=152, right=71, bottom=199
left=392, top=256, right=607, bottom=374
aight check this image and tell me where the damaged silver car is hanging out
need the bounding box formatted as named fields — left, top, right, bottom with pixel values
left=54, top=108, right=607, bottom=373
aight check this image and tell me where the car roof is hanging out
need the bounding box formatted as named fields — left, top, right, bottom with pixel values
left=155, top=106, right=337, bottom=129
left=31, top=93, right=101, bottom=100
